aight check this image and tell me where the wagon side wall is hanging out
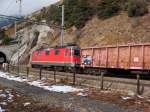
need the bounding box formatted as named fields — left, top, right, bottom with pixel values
left=81, top=44, right=150, bottom=71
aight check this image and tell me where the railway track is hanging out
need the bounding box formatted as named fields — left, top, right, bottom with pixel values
left=4, top=65, right=150, bottom=96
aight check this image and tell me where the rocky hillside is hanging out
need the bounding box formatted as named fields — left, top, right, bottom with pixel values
left=69, top=11, right=150, bottom=47
left=10, top=24, right=55, bottom=65
left=48, top=12, right=150, bottom=48
left=4, top=0, right=150, bottom=64
left=34, top=0, right=150, bottom=47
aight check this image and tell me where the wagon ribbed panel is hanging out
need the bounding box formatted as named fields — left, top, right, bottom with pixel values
left=93, top=49, right=100, bottom=67
left=118, top=47, right=130, bottom=69
left=99, top=48, right=107, bottom=67
left=144, top=45, right=150, bottom=70
left=130, top=46, right=143, bottom=69
left=107, top=47, right=118, bottom=68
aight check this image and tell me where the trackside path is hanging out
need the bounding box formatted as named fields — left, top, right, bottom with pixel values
left=0, top=77, right=141, bottom=112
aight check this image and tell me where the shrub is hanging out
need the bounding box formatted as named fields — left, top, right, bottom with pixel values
left=2, top=37, right=12, bottom=45
left=0, top=29, right=6, bottom=40
left=64, top=0, right=94, bottom=29
left=47, top=5, right=61, bottom=25
left=0, top=29, right=12, bottom=45
left=126, top=0, right=148, bottom=17
left=96, top=0, right=121, bottom=19
left=46, top=0, right=94, bottom=29
left=35, top=7, right=47, bottom=22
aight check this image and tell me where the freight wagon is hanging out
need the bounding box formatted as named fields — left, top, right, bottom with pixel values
left=81, top=43, right=150, bottom=74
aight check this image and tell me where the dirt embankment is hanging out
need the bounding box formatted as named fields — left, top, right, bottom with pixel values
left=78, top=11, right=150, bottom=47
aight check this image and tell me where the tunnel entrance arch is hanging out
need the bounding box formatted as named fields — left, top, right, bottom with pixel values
left=0, top=52, right=7, bottom=64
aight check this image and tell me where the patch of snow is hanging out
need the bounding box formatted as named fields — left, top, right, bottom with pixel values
left=29, top=80, right=83, bottom=93
left=17, top=94, right=20, bottom=97
left=8, top=93, right=13, bottom=100
left=101, top=90, right=111, bottom=93
left=29, top=80, right=46, bottom=87
left=77, top=92, right=88, bottom=96
left=0, top=71, right=84, bottom=93
left=0, top=94, right=6, bottom=98
left=8, top=76, right=27, bottom=82
left=137, top=95, right=144, bottom=99
left=0, top=71, right=27, bottom=82
left=121, top=96, right=132, bottom=100
left=7, top=93, right=14, bottom=102
left=0, top=102, right=7, bottom=105
left=24, top=102, right=31, bottom=106
left=0, top=106, right=5, bottom=112
left=147, top=99, right=150, bottom=103
left=45, top=85, right=83, bottom=93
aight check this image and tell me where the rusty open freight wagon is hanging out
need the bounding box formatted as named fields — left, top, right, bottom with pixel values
left=81, top=43, right=150, bottom=73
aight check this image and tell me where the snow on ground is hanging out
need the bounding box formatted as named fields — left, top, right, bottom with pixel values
left=0, top=106, right=5, bottom=112
left=24, top=102, right=31, bottom=106
left=7, top=92, right=14, bottom=102
left=0, top=88, right=15, bottom=112
left=0, top=94, right=6, bottom=98
left=77, top=92, right=88, bottom=96
left=0, top=71, right=84, bottom=94
left=121, top=96, right=132, bottom=100
left=29, top=80, right=83, bottom=93
left=47, top=85, right=83, bottom=93
left=0, top=102, right=7, bottom=105
left=0, top=72, right=27, bottom=82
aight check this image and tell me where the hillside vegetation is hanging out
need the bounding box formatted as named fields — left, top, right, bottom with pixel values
left=36, top=0, right=148, bottom=28
left=30, top=0, right=150, bottom=47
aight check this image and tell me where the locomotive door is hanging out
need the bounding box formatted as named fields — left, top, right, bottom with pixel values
left=65, top=48, right=69, bottom=67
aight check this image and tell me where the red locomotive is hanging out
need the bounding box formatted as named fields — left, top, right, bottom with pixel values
left=31, top=45, right=81, bottom=69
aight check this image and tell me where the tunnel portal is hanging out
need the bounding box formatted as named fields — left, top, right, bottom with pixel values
left=0, top=52, right=7, bottom=64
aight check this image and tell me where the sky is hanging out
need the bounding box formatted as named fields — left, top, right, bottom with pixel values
left=0, top=0, right=60, bottom=16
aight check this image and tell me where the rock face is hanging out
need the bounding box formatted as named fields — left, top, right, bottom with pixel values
left=10, top=24, right=54, bottom=65
left=9, top=7, right=150, bottom=65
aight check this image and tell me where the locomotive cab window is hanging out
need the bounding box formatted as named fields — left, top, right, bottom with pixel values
left=45, top=51, right=50, bottom=55
left=55, top=50, right=60, bottom=55
left=74, top=49, right=80, bottom=56
left=37, top=51, right=42, bottom=56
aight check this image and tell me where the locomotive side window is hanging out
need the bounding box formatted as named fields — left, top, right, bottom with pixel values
left=45, top=51, right=50, bottom=55
left=55, top=50, right=60, bottom=55
left=37, top=51, right=42, bottom=56
left=74, top=49, right=80, bottom=56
